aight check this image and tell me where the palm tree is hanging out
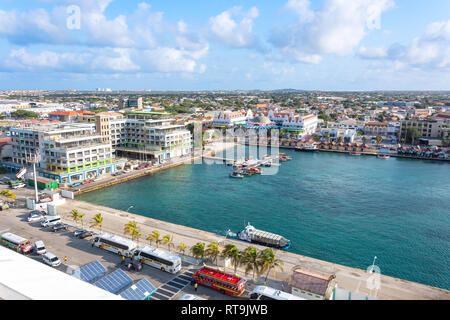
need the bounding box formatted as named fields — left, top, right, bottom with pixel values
left=132, top=228, right=143, bottom=245
left=206, top=242, right=220, bottom=266
left=191, top=242, right=206, bottom=262
left=337, top=136, right=343, bottom=144
left=221, top=244, right=242, bottom=274
left=90, top=213, right=103, bottom=233
left=124, top=220, right=138, bottom=239
left=147, top=230, right=161, bottom=247
left=78, top=212, right=85, bottom=228
left=241, top=246, right=260, bottom=281
left=178, top=242, right=186, bottom=255
left=69, top=209, right=81, bottom=227
left=258, top=248, right=284, bottom=282
left=162, top=234, right=175, bottom=252
left=362, top=136, right=367, bottom=144
left=375, top=135, right=382, bottom=147
left=325, top=133, right=331, bottom=142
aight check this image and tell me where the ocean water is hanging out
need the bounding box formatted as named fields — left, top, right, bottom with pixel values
left=79, top=149, right=450, bottom=290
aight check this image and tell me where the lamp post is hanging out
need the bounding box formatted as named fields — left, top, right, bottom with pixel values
left=370, top=256, right=377, bottom=273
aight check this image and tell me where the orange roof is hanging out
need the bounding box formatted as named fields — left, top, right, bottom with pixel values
left=48, top=111, right=77, bottom=116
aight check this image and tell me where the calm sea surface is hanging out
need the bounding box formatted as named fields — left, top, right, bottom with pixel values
left=79, top=149, right=450, bottom=290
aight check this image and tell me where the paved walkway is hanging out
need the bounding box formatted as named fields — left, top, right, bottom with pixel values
left=55, top=197, right=450, bottom=300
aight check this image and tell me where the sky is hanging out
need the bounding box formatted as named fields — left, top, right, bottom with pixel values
left=0, top=0, right=449, bottom=91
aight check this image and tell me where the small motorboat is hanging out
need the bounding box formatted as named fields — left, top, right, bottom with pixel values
left=349, top=151, right=361, bottom=156
left=230, top=172, right=244, bottom=178
left=377, top=154, right=390, bottom=159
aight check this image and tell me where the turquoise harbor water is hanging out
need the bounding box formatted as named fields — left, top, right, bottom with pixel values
left=79, top=149, right=450, bottom=290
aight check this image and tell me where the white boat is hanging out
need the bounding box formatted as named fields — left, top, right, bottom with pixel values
left=229, top=172, right=244, bottom=179
left=233, top=223, right=291, bottom=250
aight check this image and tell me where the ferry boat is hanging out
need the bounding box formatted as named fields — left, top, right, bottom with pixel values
left=297, top=145, right=318, bottom=152
left=229, top=223, right=291, bottom=250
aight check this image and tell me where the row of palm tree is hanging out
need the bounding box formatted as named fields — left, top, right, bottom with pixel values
left=68, top=212, right=283, bottom=282
left=69, top=209, right=103, bottom=232
left=192, top=242, right=284, bottom=282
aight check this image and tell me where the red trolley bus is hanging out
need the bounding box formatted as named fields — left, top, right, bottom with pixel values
left=192, top=266, right=247, bottom=296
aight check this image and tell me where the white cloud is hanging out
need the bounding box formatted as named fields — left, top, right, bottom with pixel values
left=271, top=0, right=394, bottom=63
left=360, top=20, right=450, bottom=70
left=209, top=6, right=260, bottom=48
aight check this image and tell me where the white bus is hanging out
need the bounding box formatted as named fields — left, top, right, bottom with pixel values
left=131, top=245, right=182, bottom=274
left=249, top=286, right=306, bottom=301
left=91, top=233, right=137, bottom=258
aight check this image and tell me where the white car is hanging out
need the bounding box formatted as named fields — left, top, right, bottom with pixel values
left=11, top=183, right=26, bottom=189
left=34, top=240, right=46, bottom=255
left=42, top=252, right=61, bottom=267
left=178, top=294, right=206, bottom=300
left=28, top=213, right=45, bottom=222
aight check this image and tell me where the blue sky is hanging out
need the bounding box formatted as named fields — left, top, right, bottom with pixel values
left=0, top=0, right=449, bottom=91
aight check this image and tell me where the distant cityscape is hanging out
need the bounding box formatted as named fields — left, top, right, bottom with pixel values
left=0, top=90, right=449, bottom=185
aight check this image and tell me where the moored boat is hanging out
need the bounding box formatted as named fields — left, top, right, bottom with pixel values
left=377, top=154, right=390, bottom=159
left=230, top=172, right=244, bottom=178
left=297, top=145, right=318, bottom=152
left=349, top=151, right=361, bottom=156
left=231, top=223, right=291, bottom=250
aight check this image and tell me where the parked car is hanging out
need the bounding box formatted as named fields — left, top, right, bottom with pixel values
left=51, top=223, right=68, bottom=232
left=28, top=213, right=45, bottom=222
left=40, top=216, right=62, bottom=227
left=34, top=240, right=46, bottom=254
left=82, top=180, right=94, bottom=185
left=11, top=183, right=26, bottom=189
left=73, top=228, right=85, bottom=237
left=112, top=171, right=123, bottom=176
left=70, top=182, right=82, bottom=187
left=78, top=230, right=94, bottom=239
left=42, top=252, right=61, bottom=267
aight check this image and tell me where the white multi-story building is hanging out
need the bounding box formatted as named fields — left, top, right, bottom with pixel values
left=7, top=123, right=126, bottom=184
left=212, top=110, right=253, bottom=128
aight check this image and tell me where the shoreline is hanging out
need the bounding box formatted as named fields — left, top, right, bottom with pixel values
left=57, top=197, right=450, bottom=300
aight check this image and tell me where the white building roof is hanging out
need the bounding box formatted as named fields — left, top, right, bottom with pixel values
left=0, top=246, right=123, bottom=300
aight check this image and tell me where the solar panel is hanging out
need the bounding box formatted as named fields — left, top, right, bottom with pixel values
left=94, top=269, right=133, bottom=294
left=79, top=260, right=107, bottom=283
left=120, top=278, right=157, bottom=300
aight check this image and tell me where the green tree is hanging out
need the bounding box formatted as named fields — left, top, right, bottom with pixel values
left=147, top=230, right=161, bottom=247
left=69, top=209, right=83, bottom=228
left=258, top=249, right=284, bottom=282
left=191, top=242, right=206, bottom=262
left=132, top=228, right=143, bottom=245
left=221, top=244, right=242, bottom=274
left=206, top=242, right=220, bottom=266
left=375, top=136, right=383, bottom=146
left=241, top=246, right=260, bottom=281
left=124, top=220, right=138, bottom=238
left=162, top=234, right=175, bottom=252
left=10, top=110, right=39, bottom=119
left=406, top=127, right=421, bottom=145
left=90, top=213, right=103, bottom=233
left=178, top=242, right=186, bottom=255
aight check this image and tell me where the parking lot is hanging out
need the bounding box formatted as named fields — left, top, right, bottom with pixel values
left=0, top=206, right=247, bottom=300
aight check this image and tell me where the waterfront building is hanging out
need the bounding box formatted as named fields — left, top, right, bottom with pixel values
left=114, top=112, right=192, bottom=163
left=399, top=119, right=444, bottom=141
left=319, top=128, right=357, bottom=143
left=363, top=122, right=389, bottom=137
left=212, top=110, right=252, bottom=128
left=6, top=123, right=126, bottom=184
left=289, top=268, right=336, bottom=300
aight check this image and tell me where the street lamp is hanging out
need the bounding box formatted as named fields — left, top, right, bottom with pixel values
left=370, top=256, right=377, bottom=273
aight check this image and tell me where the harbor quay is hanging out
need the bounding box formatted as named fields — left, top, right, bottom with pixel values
left=37, top=195, right=450, bottom=300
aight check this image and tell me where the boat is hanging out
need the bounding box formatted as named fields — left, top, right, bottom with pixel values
left=377, top=154, right=390, bottom=159
left=229, top=172, right=244, bottom=179
left=349, top=151, right=361, bottom=156
left=297, top=145, right=318, bottom=152
left=230, top=223, right=291, bottom=250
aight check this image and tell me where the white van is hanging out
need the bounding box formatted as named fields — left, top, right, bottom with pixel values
left=40, top=216, right=61, bottom=228
left=42, top=252, right=61, bottom=267
left=34, top=240, right=46, bottom=254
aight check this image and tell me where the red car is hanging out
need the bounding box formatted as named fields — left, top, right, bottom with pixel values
left=82, top=180, right=94, bottom=185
